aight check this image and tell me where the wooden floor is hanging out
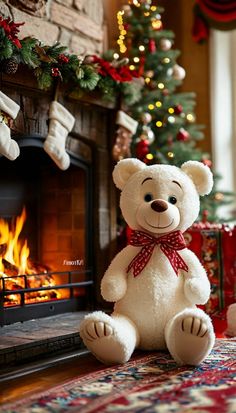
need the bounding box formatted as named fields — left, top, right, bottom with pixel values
left=0, top=352, right=103, bottom=405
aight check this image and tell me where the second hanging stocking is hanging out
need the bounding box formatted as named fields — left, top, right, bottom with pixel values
left=44, top=101, right=75, bottom=170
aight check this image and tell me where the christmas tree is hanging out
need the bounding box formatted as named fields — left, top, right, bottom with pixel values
left=112, top=0, right=234, bottom=222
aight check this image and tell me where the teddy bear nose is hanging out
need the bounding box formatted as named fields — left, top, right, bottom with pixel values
left=151, top=200, right=168, bottom=212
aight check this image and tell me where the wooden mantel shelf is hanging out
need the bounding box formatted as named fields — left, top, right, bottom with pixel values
left=1, top=66, right=117, bottom=110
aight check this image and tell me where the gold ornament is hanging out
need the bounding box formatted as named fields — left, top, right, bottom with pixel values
left=167, top=151, right=174, bottom=158
left=215, top=192, right=224, bottom=201
left=152, top=19, right=162, bottom=30
left=186, top=113, right=196, bottom=123
left=145, top=70, right=154, bottom=78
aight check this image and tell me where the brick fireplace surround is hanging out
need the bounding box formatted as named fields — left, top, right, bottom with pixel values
left=0, top=69, right=118, bottom=378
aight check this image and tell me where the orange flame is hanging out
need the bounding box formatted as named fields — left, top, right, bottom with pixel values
left=0, top=207, right=31, bottom=275
left=0, top=208, right=62, bottom=306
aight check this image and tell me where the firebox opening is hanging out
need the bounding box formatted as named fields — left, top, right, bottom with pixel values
left=0, top=136, right=94, bottom=324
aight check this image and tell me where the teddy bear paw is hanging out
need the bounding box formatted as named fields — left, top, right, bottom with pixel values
left=80, top=319, right=121, bottom=365
left=80, top=314, right=138, bottom=365
left=181, top=316, right=208, bottom=337
left=166, top=311, right=215, bottom=366
left=80, top=321, right=114, bottom=342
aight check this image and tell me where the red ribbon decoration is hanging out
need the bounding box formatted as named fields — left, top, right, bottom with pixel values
left=196, top=0, right=236, bottom=23
left=192, top=1, right=236, bottom=42
left=91, top=55, right=139, bottom=82
left=127, top=230, right=188, bottom=277
left=0, top=16, right=24, bottom=48
left=148, top=39, right=156, bottom=53
left=192, top=12, right=209, bottom=43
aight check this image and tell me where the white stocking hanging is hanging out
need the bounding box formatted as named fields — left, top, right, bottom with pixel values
left=0, top=91, right=20, bottom=161
left=44, top=101, right=75, bottom=170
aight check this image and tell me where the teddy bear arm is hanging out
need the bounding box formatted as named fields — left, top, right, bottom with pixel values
left=101, top=247, right=132, bottom=302
left=182, top=250, right=211, bottom=305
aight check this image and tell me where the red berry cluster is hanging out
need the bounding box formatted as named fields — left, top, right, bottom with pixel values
left=51, top=67, right=60, bottom=77
left=59, top=54, right=69, bottom=64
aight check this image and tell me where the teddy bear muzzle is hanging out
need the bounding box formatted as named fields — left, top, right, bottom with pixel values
left=136, top=197, right=181, bottom=234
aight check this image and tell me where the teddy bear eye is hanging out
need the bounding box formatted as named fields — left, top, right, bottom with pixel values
left=144, top=193, right=154, bottom=202
left=168, top=195, right=177, bottom=204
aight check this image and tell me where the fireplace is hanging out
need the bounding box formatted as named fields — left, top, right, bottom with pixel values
left=0, top=70, right=117, bottom=330
left=0, top=134, right=94, bottom=326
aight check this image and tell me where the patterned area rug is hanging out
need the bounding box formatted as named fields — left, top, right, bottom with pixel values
left=2, top=339, right=236, bottom=413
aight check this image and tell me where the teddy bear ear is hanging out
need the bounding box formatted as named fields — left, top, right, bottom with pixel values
left=113, top=158, right=146, bottom=190
left=181, top=160, right=213, bottom=195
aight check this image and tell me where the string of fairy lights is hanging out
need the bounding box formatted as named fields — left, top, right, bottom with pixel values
left=117, top=10, right=127, bottom=54
left=116, top=1, right=161, bottom=57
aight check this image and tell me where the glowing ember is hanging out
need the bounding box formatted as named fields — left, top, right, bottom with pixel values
left=0, top=208, right=61, bottom=306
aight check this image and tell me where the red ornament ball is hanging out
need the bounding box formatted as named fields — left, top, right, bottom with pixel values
left=202, top=159, right=212, bottom=168
left=174, top=104, right=183, bottom=115
left=176, top=128, right=190, bottom=141
left=136, top=139, right=150, bottom=160
left=162, top=89, right=169, bottom=96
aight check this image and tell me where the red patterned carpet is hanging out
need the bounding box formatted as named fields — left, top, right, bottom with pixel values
left=2, top=339, right=236, bottom=413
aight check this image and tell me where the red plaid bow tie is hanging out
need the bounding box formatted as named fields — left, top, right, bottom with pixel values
left=127, top=230, right=188, bottom=277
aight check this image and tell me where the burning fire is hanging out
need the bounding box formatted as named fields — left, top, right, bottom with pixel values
left=0, top=208, right=61, bottom=306
left=0, top=207, right=31, bottom=275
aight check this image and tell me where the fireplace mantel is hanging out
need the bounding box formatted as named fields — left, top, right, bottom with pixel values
left=1, top=68, right=117, bottom=109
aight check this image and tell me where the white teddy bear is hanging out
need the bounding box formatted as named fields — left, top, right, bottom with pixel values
left=80, top=159, right=215, bottom=366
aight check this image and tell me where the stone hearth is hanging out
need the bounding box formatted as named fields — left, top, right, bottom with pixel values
left=0, top=312, right=90, bottom=381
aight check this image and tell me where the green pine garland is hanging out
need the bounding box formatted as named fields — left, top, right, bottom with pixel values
left=0, top=27, right=13, bottom=59
left=0, top=15, right=140, bottom=104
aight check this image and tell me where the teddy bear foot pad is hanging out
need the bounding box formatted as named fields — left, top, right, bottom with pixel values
left=166, top=310, right=215, bottom=366
left=80, top=312, right=138, bottom=365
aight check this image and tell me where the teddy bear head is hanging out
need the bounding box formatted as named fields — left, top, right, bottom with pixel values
left=113, top=159, right=213, bottom=234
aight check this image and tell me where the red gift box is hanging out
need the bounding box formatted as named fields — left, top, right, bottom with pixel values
left=184, top=223, right=236, bottom=315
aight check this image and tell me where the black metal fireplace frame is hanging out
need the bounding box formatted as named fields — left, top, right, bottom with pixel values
left=0, top=134, right=95, bottom=326
left=0, top=269, right=93, bottom=326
